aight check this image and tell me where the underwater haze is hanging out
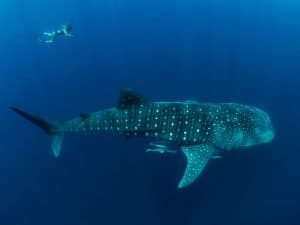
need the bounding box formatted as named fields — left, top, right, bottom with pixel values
left=1, top=0, right=300, bottom=224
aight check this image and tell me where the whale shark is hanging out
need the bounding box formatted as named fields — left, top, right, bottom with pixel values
left=10, top=89, right=274, bottom=188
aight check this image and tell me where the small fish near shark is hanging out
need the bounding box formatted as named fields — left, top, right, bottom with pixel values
left=10, top=89, right=274, bottom=188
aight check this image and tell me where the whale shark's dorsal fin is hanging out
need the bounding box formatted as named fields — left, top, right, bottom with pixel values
left=80, top=113, right=90, bottom=120
left=118, top=88, right=147, bottom=109
left=178, top=145, right=214, bottom=188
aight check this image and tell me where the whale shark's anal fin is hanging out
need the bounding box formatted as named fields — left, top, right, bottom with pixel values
left=178, top=145, right=214, bottom=189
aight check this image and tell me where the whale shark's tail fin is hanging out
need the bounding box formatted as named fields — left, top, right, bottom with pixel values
left=9, top=107, right=63, bottom=157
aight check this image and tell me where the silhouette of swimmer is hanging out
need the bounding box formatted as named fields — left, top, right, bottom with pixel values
left=42, top=24, right=73, bottom=43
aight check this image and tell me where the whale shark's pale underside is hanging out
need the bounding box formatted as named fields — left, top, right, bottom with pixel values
left=10, top=89, right=274, bottom=188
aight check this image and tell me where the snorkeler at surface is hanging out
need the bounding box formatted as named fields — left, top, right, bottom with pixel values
left=41, top=24, right=73, bottom=43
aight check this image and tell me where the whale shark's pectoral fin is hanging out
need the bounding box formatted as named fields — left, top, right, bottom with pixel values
left=178, top=145, right=214, bottom=189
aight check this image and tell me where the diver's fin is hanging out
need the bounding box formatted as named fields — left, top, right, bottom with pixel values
left=118, top=88, right=147, bottom=109
left=178, top=145, right=214, bottom=188
left=9, top=107, right=63, bottom=157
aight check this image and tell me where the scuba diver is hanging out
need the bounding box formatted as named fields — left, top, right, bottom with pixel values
left=41, top=24, right=73, bottom=43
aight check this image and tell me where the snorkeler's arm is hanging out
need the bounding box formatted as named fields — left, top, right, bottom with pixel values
left=63, top=30, right=73, bottom=37
left=61, top=25, right=73, bottom=37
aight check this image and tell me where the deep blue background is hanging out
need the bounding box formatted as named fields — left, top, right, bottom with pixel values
left=1, top=0, right=300, bottom=224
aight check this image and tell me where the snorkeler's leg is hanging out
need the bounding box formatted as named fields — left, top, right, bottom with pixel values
left=45, top=39, right=54, bottom=43
left=43, top=32, right=52, bottom=36
left=45, top=36, right=56, bottom=43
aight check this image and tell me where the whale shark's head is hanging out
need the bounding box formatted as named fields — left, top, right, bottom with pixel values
left=254, top=108, right=274, bottom=143
left=207, top=104, right=275, bottom=151
left=240, top=107, right=274, bottom=147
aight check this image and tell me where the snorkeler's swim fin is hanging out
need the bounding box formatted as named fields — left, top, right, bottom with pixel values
left=9, top=107, right=63, bottom=157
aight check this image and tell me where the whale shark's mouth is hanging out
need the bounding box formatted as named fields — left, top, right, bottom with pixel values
left=260, top=130, right=275, bottom=143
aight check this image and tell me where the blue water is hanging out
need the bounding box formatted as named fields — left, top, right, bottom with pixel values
left=1, top=0, right=300, bottom=224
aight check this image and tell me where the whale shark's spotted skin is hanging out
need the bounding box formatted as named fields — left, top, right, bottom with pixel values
left=62, top=102, right=272, bottom=152
left=10, top=89, right=274, bottom=188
